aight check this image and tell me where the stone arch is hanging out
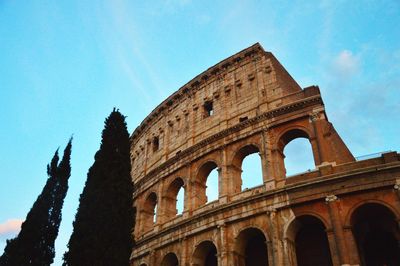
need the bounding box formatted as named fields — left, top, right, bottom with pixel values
left=192, top=240, right=218, bottom=266
left=161, top=252, right=179, bottom=266
left=276, top=127, right=317, bottom=178
left=231, top=144, right=263, bottom=192
left=193, top=161, right=219, bottom=208
left=164, top=177, right=186, bottom=219
left=350, top=202, right=400, bottom=265
left=285, top=214, right=333, bottom=266
left=234, top=227, right=269, bottom=266
left=283, top=212, right=331, bottom=239
left=141, top=191, right=158, bottom=232
left=344, top=199, right=400, bottom=227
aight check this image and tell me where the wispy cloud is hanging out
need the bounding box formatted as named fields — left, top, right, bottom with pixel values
left=332, top=50, right=360, bottom=79
left=104, top=0, right=167, bottom=100
left=0, top=219, right=23, bottom=237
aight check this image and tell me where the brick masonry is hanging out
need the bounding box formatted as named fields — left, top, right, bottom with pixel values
left=130, top=43, right=400, bottom=266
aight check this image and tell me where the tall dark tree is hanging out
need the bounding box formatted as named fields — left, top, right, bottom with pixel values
left=0, top=138, right=72, bottom=266
left=63, top=109, right=134, bottom=266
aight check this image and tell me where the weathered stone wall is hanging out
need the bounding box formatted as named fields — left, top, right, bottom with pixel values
left=130, top=44, right=400, bottom=266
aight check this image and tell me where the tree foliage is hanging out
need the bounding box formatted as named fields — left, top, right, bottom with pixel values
left=0, top=138, right=72, bottom=266
left=63, top=109, right=134, bottom=266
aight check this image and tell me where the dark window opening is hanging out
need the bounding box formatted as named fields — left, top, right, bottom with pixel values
left=153, top=137, right=159, bottom=152
left=352, top=203, right=400, bottom=266
left=204, top=101, right=214, bottom=117
left=295, top=216, right=333, bottom=266
left=239, top=116, right=248, bottom=123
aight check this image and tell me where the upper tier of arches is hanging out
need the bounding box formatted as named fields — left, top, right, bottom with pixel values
left=130, top=43, right=311, bottom=183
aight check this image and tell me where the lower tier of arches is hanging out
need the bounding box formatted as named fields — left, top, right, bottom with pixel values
left=132, top=187, right=400, bottom=266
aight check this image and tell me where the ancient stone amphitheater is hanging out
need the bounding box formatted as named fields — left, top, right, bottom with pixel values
left=129, top=43, right=400, bottom=266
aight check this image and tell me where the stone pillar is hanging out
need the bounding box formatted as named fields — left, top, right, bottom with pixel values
left=149, top=250, right=156, bottom=266
left=259, top=151, right=274, bottom=190
left=394, top=179, right=400, bottom=202
left=217, top=166, right=225, bottom=203
left=218, top=223, right=229, bottom=266
left=261, top=129, right=278, bottom=190
left=184, top=166, right=192, bottom=215
left=268, top=148, right=286, bottom=185
left=309, top=113, right=324, bottom=165
left=282, top=237, right=297, bottom=266
left=219, top=147, right=230, bottom=200
left=342, top=226, right=361, bottom=265
left=191, top=180, right=206, bottom=209
left=180, top=237, right=189, bottom=266
left=160, top=195, right=175, bottom=223
left=226, top=165, right=242, bottom=195
left=326, top=230, right=341, bottom=266
left=266, top=209, right=283, bottom=266
left=325, top=194, right=359, bottom=266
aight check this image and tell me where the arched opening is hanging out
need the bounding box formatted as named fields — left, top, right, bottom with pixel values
left=142, top=192, right=157, bottom=232
left=195, top=161, right=219, bottom=207
left=278, top=129, right=316, bottom=177
left=351, top=203, right=400, bottom=266
left=234, top=227, right=269, bottom=266
left=232, top=145, right=263, bottom=192
left=206, top=168, right=218, bottom=203
left=192, top=240, right=218, bottom=266
left=176, top=186, right=184, bottom=215
left=161, top=252, right=179, bottom=266
left=165, top=178, right=185, bottom=219
left=286, top=215, right=333, bottom=266
left=284, top=138, right=315, bottom=176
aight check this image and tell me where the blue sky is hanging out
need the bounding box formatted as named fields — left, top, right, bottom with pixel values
left=0, top=1, right=399, bottom=265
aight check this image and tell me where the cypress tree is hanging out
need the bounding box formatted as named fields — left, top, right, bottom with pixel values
left=63, top=109, right=134, bottom=266
left=0, top=138, right=72, bottom=266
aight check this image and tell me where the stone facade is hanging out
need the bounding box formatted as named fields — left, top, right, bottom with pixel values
left=130, top=43, right=400, bottom=266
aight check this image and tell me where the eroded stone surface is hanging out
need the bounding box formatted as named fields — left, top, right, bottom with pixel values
left=130, top=43, right=400, bottom=266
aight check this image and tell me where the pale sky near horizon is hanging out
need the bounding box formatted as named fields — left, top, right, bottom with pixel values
left=1, top=1, right=399, bottom=265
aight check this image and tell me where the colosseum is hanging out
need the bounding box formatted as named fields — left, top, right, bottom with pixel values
left=129, top=43, right=400, bottom=266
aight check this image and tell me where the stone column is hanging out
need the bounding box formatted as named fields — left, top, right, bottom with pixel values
left=259, top=151, right=274, bottom=190
left=309, top=113, right=324, bottom=165
left=218, top=223, right=229, bottom=266
left=160, top=195, right=175, bottom=223
left=266, top=208, right=283, bottom=266
left=219, top=147, right=230, bottom=200
left=149, top=250, right=156, bottom=266
left=268, top=148, right=286, bottom=186
left=217, top=166, right=227, bottom=203
left=282, top=237, right=296, bottom=266
left=394, top=179, right=400, bottom=203
left=342, top=226, right=361, bottom=265
left=326, top=229, right=340, bottom=266
left=180, top=237, right=189, bottom=266
left=190, top=180, right=206, bottom=209
left=225, top=165, right=242, bottom=195
left=184, top=165, right=192, bottom=215
left=262, top=130, right=281, bottom=188
left=325, top=194, right=359, bottom=266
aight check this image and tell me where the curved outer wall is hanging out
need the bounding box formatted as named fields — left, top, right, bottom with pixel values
left=130, top=43, right=400, bottom=266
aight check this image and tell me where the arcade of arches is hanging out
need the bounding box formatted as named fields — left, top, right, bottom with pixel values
left=134, top=200, right=400, bottom=266
left=130, top=44, right=400, bottom=266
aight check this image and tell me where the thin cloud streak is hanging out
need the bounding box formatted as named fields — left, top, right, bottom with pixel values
left=107, top=0, right=167, bottom=99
